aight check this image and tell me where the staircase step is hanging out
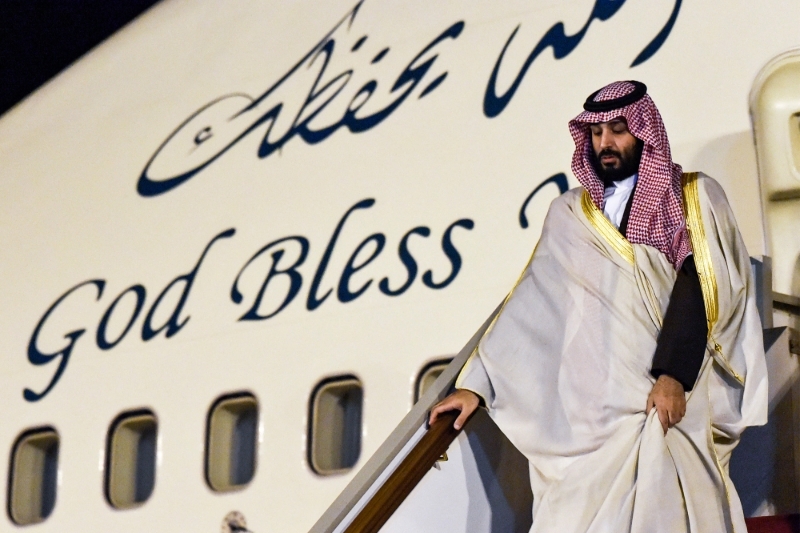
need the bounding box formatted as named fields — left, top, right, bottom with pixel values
left=746, top=515, right=800, bottom=532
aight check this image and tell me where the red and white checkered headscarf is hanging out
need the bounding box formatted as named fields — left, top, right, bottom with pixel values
left=569, top=81, right=691, bottom=270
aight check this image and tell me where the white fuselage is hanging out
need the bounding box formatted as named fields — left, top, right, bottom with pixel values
left=1, top=1, right=798, bottom=531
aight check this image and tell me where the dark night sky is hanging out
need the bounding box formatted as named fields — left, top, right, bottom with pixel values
left=0, top=0, right=161, bottom=117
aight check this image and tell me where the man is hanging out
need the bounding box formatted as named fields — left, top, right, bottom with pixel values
left=429, top=81, right=767, bottom=532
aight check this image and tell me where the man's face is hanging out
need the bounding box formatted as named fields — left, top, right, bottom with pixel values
left=589, top=118, right=643, bottom=184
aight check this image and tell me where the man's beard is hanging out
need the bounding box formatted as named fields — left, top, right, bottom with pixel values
left=591, top=139, right=644, bottom=186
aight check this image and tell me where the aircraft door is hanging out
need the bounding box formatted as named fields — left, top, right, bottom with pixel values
left=751, top=48, right=800, bottom=300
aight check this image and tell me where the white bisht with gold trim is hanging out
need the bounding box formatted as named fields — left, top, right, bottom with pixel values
left=457, top=172, right=767, bottom=533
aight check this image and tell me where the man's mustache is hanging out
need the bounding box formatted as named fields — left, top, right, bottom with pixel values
left=598, top=148, right=622, bottom=160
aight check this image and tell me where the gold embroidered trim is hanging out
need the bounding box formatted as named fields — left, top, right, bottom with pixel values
left=682, top=173, right=744, bottom=385
left=681, top=172, right=718, bottom=330
left=580, top=190, right=635, bottom=265
left=712, top=341, right=744, bottom=386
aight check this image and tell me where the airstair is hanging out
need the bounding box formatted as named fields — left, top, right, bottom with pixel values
left=309, top=257, right=800, bottom=533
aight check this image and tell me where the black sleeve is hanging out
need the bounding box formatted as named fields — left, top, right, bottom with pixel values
left=650, top=255, right=708, bottom=391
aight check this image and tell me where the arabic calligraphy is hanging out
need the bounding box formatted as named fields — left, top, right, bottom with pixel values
left=138, top=1, right=464, bottom=197
left=483, top=0, right=683, bottom=117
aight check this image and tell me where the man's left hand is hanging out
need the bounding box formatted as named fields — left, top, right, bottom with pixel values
left=646, top=374, right=686, bottom=434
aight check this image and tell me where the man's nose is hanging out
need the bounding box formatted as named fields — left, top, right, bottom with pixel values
left=599, top=128, right=615, bottom=150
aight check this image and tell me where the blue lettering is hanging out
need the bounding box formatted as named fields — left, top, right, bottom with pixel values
left=137, top=0, right=463, bottom=197
left=25, top=203, right=483, bottom=400
left=423, top=219, right=474, bottom=289
left=379, top=226, right=430, bottom=296
left=25, top=279, right=106, bottom=402
left=232, top=236, right=310, bottom=320
left=338, top=233, right=386, bottom=302
left=96, top=284, right=146, bottom=350
left=483, top=0, right=682, bottom=117
left=142, top=229, right=235, bottom=340
left=519, top=173, right=569, bottom=229
left=307, top=199, right=375, bottom=310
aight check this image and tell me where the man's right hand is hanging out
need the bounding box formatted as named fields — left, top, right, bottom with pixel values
left=428, top=389, right=480, bottom=430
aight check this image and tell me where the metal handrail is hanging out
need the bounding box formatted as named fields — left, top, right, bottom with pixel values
left=774, top=291, right=800, bottom=316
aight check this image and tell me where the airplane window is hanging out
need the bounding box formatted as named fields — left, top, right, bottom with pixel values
left=7, top=427, right=59, bottom=525
left=415, top=358, right=454, bottom=403
left=205, top=393, right=259, bottom=492
left=105, top=410, right=157, bottom=509
left=308, top=376, right=363, bottom=475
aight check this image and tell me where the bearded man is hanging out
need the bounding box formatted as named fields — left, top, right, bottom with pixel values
left=429, top=81, right=767, bottom=532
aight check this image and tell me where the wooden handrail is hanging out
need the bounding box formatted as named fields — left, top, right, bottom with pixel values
left=343, top=410, right=469, bottom=533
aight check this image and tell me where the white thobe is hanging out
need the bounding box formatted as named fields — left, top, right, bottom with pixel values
left=602, top=173, right=637, bottom=229
left=457, top=172, right=767, bottom=533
